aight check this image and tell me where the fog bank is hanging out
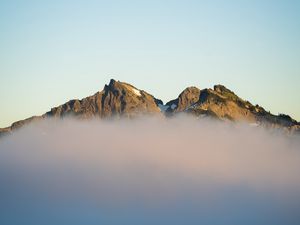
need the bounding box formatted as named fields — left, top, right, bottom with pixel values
left=0, top=117, right=299, bottom=225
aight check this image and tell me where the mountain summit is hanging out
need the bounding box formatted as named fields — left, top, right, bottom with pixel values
left=1, top=79, right=299, bottom=136
left=47, top=79, right=162, bottom=119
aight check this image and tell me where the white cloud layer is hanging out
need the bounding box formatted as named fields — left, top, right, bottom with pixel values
left=0, top=117, right=299, bottom=225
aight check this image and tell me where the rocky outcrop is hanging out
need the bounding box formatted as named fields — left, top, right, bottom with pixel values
left=183, top=85, right=299, bottom=132
left=45, top=79, right=162, bottom=119
left=186, top=87, right=257, bottom=122
left=1, top=79, right=163, bottom=133
left=165, top=87, right=200, bottom=114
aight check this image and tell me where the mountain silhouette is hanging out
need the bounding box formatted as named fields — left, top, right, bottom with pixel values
left=1, top=79, right=299, bottom=136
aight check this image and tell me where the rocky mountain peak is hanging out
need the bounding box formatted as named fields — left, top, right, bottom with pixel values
left=44, top=79, right=162, bottom=120
left=104, top=79, right=143, bottom=97
left=0, top=80, right=299, bottom=136
left=108, top=78, right=117, bottom=86
left=100, top=79, right=161, bottom=117
left=165, top=86, right=200, bottom=113
left=214, top=84, right=235, bottom=95
left=105, top=79, right=127, bottom=91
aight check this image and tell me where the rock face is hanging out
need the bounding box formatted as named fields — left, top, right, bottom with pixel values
left=165, top=87, right=200, bottom=114
left=186, top=85, right=257, bottom=122
left=1, top=79, right=299, bottom=135
left=1, top=79, right=162, bottom=135
left=46, top=79, right=161, bottom=119
left=184, top=85, right=299, bottom=132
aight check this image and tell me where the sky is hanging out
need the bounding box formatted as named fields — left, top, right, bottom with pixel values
left=0, top=0, right=299, bottom=127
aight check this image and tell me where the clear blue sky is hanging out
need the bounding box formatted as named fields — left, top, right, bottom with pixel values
left=0, top=0, right=299, bottom=127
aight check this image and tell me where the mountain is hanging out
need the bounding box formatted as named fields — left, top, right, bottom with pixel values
left=165, top=86, right=201, bottom=114
left=166, top=84, right=299, bottom=131
left=1, top=79, right=299, bottom=136
left=46, top=79, right=162, bottom=119
left=0, top=79, right=162, bottom=135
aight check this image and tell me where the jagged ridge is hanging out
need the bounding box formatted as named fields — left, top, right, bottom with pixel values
left=1, top=79, right=299, bottom=136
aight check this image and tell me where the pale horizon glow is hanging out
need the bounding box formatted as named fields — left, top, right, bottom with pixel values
left=0, top=0, right=300, bottom=127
